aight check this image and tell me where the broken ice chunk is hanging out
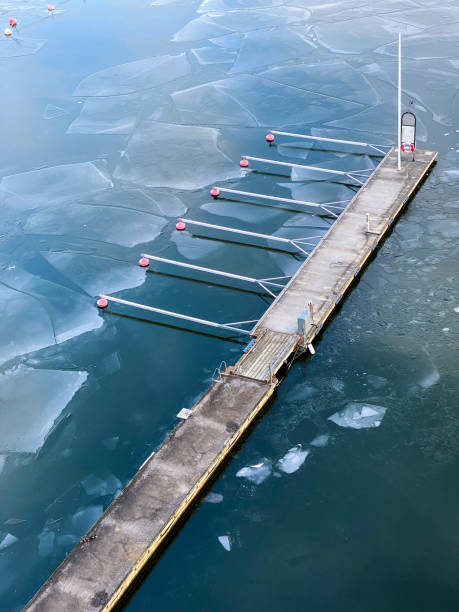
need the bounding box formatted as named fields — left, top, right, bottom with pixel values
left=328, top=403, right=386, bottom=429
left=236, top=458, right=271, bottom=484
left=38, top=530, right=55, bottom=557
left=43, top=104, right=69, bottom=120
left=0, top=162, right=113, bottom=209
left=418, top=368, right=440, bottom=389
left=277, top=445, right=309, bottom=474
left=203, top=492, right=224, bottom=504
left=191, top=45, right=237, bottom=65
left=71, top=505, right=103, bottom=534
left=73, top=54, right=190, bottom=96
left=81, top=472, right=122, bottom=497
left=310, top=434, right=329, bottom=447
left=218, top=535, right=231, bottom=551
left=114, top=122, right=242, bottom=190
left=67, top=94, right=141, bottom=135
left=0, top=366, right=87, bottom=454
left=0, top=533, right=18, bottom=551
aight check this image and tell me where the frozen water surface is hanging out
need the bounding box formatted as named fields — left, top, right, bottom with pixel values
left=25, top=204, right=167, bottom=248
left=203, top=492, right=224, bottom=503
left=171, top=75, right=362, bottom=127
left=218, top=535, right=231, bottom=551
left=0, top=366, right=87, bottom=454
left=38, top=530, right=55, bottom=558
left=310, top=434, right=329, bottom=447
left=328, top=403, right=387, bottom=430
left=236, top=458, right=272, bottom=484
left=81, top=472, right=122, bottom=497
left=0, top=36, right=46, bottom=58
left=0, top=533, right=18, bottom=551
left=198, top=0, right=283, bottom=12
left=170, top=231, right=222, bottom=261
left=71, top=505, right=103, bottom=534
left=191, top=45, right=237, bottom=65
left=67, top=94, right=142, bottom=135
left=114, top=122, right=242, bottom=189
left=43, top=253, right=146, bottom=296
left=43, top=104, right=69, bottom=120
left=73, top=54, right=191, bottom=97
left=277, top=445, right=309, bottom=474
left=0, top=162, right=113, bottom=209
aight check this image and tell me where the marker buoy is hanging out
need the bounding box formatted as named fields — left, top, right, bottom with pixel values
left=4, top=28, right=12, bottom=37
left=210, top=187, right=220, bottom=198
left=138, top=257, right=150, bottom=268
left=48, top=5, right=55, bottom=12
left=176, top=221, right=186, bottom=231
left=97, top=298, right=108, bottom=309
left=240, top=159, right=249, bottom=168
left=9, top=18, right=17, bottom=28
left=266, top=133, right=275, bottom=143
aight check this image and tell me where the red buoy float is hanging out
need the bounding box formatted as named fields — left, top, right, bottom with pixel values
left=48, top=5, right=55, bottom=12
left=210, top=187, right=220, bottom=198
left=97, top=298, right=108, bottom=309
left=9, top=18, right=17, bottom=28
left=138, top=257, right=150, bottom=268
left=176, top=221, right=186, bottom=231
left=240, top=159, right=249, bottom=168
left=266, top=133, right=275, bottom=143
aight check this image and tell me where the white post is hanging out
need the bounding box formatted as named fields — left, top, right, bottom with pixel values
left=397, top=32, right=402, bottom=171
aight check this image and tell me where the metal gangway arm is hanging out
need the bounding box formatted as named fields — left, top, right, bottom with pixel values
left=268, top=130, right=391, bottom=156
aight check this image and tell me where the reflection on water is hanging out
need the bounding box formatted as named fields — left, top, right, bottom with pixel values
left=0, top=0, right=458, bottom=610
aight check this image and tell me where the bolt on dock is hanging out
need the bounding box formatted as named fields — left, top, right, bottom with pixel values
left=24, top=146, right=437, bottom=612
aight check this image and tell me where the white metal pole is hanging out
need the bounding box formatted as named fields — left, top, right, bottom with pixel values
left=398, top=32, right=402, bottom=171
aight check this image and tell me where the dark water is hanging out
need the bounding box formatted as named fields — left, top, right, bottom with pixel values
left=0, top=0, right=458, bottom=610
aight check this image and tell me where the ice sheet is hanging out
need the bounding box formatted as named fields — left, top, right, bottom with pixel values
left=67, top=94, right=142, bottom=135
left=198, top=0, right=283, bottom=12
left=191, top=45, right=237, bottom=65
left=44, top=104, right=69, bottom=120
left=218, top=535, right=231, bottom=551
left=277, top=445, right=309, bottom=474
left=0, top=366, right=87, bottom=454
left=170, top=231, right=222, bottom=261
left=81, top=472, right=122, bottom=497
left=43, top=253, right=146, bottom=296
left=171, top=75, right=362, bottom=127
left=328, top=403, right=386, bottom=429
left=71, top=505, right=103, bottom=534
left=0, top=162, right=113, bottom=209
left=0, top=36, right=46, bottom=58
left=236, top=458, right=271, bottom=484
left=114, top=122, right=242, bottom=189
left=25, top=204, right=167, bottom=248
left=310, top=434, right=329, bottom=447
left=173, top=7, right=309, bottom=42
left=73, top=54, right=191, bottom=96
left=0, top=533, right=18, bottom=551
left=38, top=530, right=55, bottom=557
left=259, top=62, right=379, bottom=106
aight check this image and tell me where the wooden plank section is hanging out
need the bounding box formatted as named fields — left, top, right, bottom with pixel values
left=254, top=148, right=437, bottom=337
left=24, top=376, right=274, bottom=612
left=233, top=330, right=299, bottom=381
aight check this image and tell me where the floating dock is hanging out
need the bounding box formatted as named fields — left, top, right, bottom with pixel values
left=24, top=147, right=437, bottom=612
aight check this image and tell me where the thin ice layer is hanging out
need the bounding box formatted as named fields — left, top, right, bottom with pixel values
left=0, top=36, right=46, bottom=58
left=0, top=366, right=87, bottom=454
left=191, top=46, right=237, bottom=65
left=198, top=0, right=283, bottom=12
left=67, top=94, right=142, bottom=135
left=43, top=253, right=146, bottom=296
left=328, top=403, right=386, bottom=429
left=24, top=203, right=167, bottom=248
left=73, top=53, right=191, bottom=97
left=113, top=122, right=242, bottom=190
left=0, top=162, right=113, bottom=209
left=170, top=75, right=362, bottom=127
left=277, top=445, right=309, bottom=474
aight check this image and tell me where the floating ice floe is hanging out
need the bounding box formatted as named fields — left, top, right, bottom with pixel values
left=0, top=366, right=87, bottom=454
left=71, top=505, right=103, bottom=534
left=43, top=104, right=69, bottom=120
left=236, top=458, right=271, bottom=484
left=310, top=434, right=329, bottom=448
left=277, top=445, right=309, bottom=474
left=173, top=7, right=309, bottom=42
left=0, top=36, right=46, bottom=58
left=328, top=403, right=386, bottom=429
left=67, top=94, right=142, bottom=135
left=81, top=472, right=122, bottom=497
left=43, top=253, right=146, bottom=296
left=191, top=45, right=237, bottom=65
left=170, top=230, right=222, bottom=261
left=38, top=530, right=55, bottom=557
left=203, top=492, right=224, bottom=504
left=418, top=367, right=440, bottom=389
left=218, top=535, right=231, bottom=551
left=73, top=53, right=191, bottom=97
left=198, top=0, right=283, bottom=12
left=0, top=162, right=113, bottom=209
left=102, top=436, right=119, bottom=451
left=0, top=533, right=18, bottom=551
left=114, top=122, right=242, bottom=190
left=170, top=74, right=362, bottom=128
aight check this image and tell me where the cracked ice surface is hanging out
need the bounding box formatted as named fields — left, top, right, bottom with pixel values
left=328, top=403, right=387, bottom=429
left=277, top=445, right=309, bottom=474
left=236, top=458, right=272, bottom=484
left=114, top=122, right=242, bottom=190
left=67, top=94, right=142, bottom=135
left=173, top=7, right=310, bottom=42
left=43, top=253, right=147, bottom=296
left=24, top=203, right=167, bottom=248
left=198, top=0, right=283, bottom=12
left=0, top=366, right=87, bottom=454
left=170, top=75, right=362, bottom=127
left=0, top=162, right=113, bottom=209
left=0, top=37, right=46, bottom=59
left=73, top=53, right=191, bottom=97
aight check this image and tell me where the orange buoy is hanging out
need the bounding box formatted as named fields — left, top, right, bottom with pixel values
left=97, top=298, right=108, bottom=309
left=4, top=28, right=12, bottom=37
left=138, top=257, right=150, bottom=267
